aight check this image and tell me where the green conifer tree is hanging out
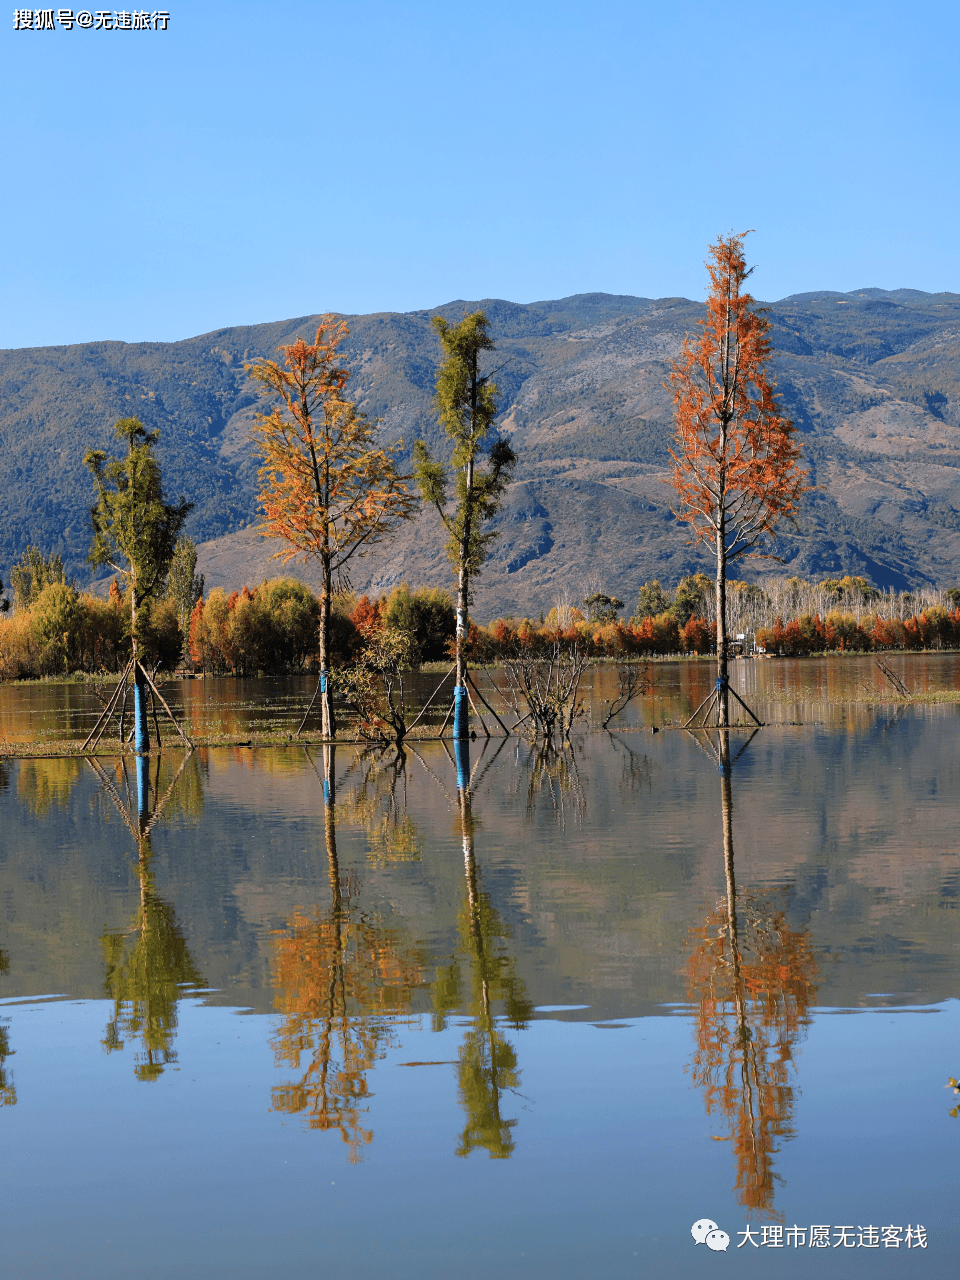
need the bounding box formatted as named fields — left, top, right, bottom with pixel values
left=414, top=313, right=515, bottom=738
left=85, top=419, right=191, bottom=752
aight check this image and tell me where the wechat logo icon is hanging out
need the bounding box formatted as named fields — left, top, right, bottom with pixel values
left=691, top=1219, right=730, bottom=1251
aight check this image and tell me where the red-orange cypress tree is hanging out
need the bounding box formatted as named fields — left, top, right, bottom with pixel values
left=249, top=318, right=417, bottom=738
left=670, top=233, right=805, bottom=725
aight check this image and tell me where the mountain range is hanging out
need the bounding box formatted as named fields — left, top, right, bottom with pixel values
left=3, top=287, right=960, bottom=618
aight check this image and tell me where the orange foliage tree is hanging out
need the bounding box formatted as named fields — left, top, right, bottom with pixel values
left=670, top=234, right=805, bottom=724
left=249, top=318, right=418, bottom=738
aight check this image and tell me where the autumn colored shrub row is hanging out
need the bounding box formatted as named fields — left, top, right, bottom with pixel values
left=186, top=582, right=456, bottom=677
left=187, top=580, right=322, bottom=676
left=7, top=580, right=960, bottom=682
left=755, top=608, right=960, bottom=655
left=470, top=611, right=716, bottom=659
left=0, top=579, right=179, bottom=680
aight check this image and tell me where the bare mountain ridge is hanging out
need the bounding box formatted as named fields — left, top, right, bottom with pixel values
left=3, top=288, right=960, bottom=618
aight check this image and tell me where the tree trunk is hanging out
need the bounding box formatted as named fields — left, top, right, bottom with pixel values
left=322, top=743, right=340, bottom=914
left=136, top=752, right=149, bottom=830
left=715, top=520, right=729, bottom=728
left=454, top=733, right=470, bottom=795
left=454, top=560, right=469, bottom=740
left=319, top=552, right=335, bottom=740
left=454, top=447, right=474, bottom=741
left=131, top=585, right=149, bottom=754
left=720, top=736, right=748, bottom=1047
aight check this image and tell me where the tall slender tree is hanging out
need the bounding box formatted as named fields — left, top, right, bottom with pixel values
left=670, top=234, right=805, bottom=726
left=166, top=535, right=205, bottom=649
left=9, top=546, right=68, bottom=611
left=249, top=318, right=417, bottom=739
left=85, top=419, right=191, bottom=752
left=414, top=312, right=516, bottom=739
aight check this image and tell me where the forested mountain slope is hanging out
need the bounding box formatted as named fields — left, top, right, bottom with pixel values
left=2, top=288, right=960, bottom=617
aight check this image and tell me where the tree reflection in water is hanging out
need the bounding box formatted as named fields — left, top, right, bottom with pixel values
left=0, top=944, right=14, bottom=1107
left=91, top=752, right=203, bottom=1081
left=17, top=757, right=83, bottom=817
left=685, top=730, right=819, bottom=1215
left=270, top=745, right=425, bottom=1161
left=336, top=746, right=422, bottom=868
left=430, top=737, right=533, bottom=1159
left=605, top=732, right=654, bottom=801
left=516, top=737, right=587, bottom=830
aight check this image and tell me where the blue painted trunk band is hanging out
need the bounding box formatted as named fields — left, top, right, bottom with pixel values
left=454, top=735, right=469, bottom=791
left=134, top=674, right=149, bottom=754
left=453, top=684, right=468, bottom=740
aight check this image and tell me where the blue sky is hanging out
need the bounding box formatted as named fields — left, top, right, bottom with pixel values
left=2, top=0, right=958, bottom=349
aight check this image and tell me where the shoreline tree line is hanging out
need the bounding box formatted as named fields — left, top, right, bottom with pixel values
left=3, top=548, right=960, bottom=682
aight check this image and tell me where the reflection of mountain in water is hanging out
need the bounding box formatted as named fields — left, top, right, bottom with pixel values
left=1, top=721, right=958, bottom=1021
left=686, top=733, right=818, bottom=1215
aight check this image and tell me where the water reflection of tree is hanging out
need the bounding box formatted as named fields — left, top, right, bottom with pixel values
left=685, top=731, right=818, bottom=1215
left=605, top=732, right=654, bottom=800
left=270, top=745, right=424, bottom=1160
left=515, top=737, right=586, bottom=830
left=91, top=753, right=203, bottom=1081
left=431, top=738, right=533, bottom=1158
left=100, top=842, right=202, bottom=1079
left=0, top=1027, right=14, bottom=1107
left=17, top=757, right=83, bottom=816
left=0, top=945, right=14, bottom=1107
left=335, top=746, right=422, bottom=868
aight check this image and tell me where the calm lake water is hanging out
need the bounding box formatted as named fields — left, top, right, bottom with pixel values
left=0, top=662, right=958, bottom=1277
left=1, top=650, right=959, bottom=744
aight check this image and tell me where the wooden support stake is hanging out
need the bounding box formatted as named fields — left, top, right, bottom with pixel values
left=405, top=666, right=456, bottom=734
left=137, top=663, right=193, bottom=747
left=82, top=658, right=135, bottom=750
left=436, top=696, right=455, bottom=738
left=466, top=670, right=511, bottom=736
left=683, top=688, right=718, bottom=730
left=296, top=673, right=323, bottom=737
left=150, top=685, right=162, bottom=748
left=464, top=681, right=490, bottom=738
left=728, top=684, right=763, bottom=727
